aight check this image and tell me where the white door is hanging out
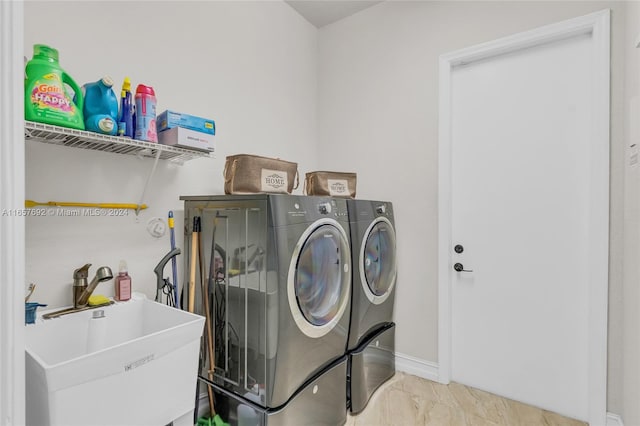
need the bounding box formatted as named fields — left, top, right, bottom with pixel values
left=439, top=11, right=609, bottom=424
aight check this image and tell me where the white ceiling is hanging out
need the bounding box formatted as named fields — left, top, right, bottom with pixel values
left=285, top=1, right=383, bottom=28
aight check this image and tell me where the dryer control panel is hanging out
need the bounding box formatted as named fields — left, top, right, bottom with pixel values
left=374, top=202, right=393, bottom=219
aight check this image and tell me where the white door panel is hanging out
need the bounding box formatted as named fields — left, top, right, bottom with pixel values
left=450, top=33, right=595, bottom=420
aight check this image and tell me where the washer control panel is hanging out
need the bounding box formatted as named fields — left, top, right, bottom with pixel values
left=315, top=199, right=348, bottom=218
left=318, top=202, right=332, bottom=215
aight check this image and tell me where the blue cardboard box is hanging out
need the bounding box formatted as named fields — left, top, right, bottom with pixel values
left=157, top=110, right=215, bottom=135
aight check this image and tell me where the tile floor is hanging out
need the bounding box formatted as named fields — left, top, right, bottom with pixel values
left=345, top=372, right=586, bottom=426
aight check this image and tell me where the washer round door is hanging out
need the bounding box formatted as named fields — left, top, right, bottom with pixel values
left=360, top=217, right=397, bottom=305
left=287, top=218, right=351, bottom=338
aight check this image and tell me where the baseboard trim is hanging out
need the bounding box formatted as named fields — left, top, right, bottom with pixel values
left=607, top=412, right=624, bottom=426
left=394, top=352, right=439, bottom=382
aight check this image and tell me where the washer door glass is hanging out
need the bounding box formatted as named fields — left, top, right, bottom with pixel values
left=364, top=221, right=397, bottom=296
left=295, top=224, right=349, bottom=326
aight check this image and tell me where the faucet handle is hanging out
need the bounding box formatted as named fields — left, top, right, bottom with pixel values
left=73, top=263, right=92, bottom=279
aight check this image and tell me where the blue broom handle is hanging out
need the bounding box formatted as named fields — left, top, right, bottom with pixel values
left=169, top=211, right=179, bottom=307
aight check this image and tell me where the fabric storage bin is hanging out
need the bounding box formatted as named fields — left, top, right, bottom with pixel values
left=304, top=171, right=357, bottom=198
left=224, top=154, right=299, bottom=194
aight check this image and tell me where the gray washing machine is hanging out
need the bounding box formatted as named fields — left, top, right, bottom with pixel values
left=346, top=199, right=397, bottom=413
left=181, top=194, right=351, bottom=423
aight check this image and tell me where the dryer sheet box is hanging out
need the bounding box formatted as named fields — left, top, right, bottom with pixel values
left=157, top=110, right=216, bottom=135
left=158, top=126, right=215, bottom=153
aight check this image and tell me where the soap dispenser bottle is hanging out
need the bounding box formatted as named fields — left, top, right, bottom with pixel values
left=115, top=260, right=131, bottom=301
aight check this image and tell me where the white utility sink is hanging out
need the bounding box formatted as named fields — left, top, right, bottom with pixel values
left=25, top=295, right=205, bottom=426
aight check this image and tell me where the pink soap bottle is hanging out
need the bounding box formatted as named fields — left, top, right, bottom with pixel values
left=115, top=260, right=132, bottom=301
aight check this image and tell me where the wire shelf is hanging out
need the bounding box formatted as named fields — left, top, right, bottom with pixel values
left=24, top=121, right=213, bottom=165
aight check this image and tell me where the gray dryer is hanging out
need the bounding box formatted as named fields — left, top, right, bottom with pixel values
left=346, top=199, right=397, bottom=414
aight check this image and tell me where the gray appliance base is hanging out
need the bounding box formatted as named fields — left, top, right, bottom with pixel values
left=201, top=356, right=347, bottom=426
left=348, top=322, right=395, bottom=414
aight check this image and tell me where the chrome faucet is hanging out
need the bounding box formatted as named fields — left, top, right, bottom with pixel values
left=74, top=264, right=113, bottom=308
left=43, top=263, right=114, bottom=319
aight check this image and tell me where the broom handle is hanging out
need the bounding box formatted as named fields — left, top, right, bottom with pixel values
left=204, top=279, right=216, bottom=414
left=188, top=217, right=200, bottom=313
left=197, top=227, right=216, bottom=416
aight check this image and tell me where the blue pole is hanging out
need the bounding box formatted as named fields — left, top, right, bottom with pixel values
left=168, top=211, right=179, bottom=307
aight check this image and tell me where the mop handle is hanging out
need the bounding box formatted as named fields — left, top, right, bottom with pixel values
left=168, top=211, right=179, bottom=307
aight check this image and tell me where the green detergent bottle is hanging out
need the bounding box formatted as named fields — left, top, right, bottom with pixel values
left=25, top=44, right=84, bottom=130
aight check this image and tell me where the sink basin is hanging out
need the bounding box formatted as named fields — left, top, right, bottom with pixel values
left=25, top=296, right=205, bottom=426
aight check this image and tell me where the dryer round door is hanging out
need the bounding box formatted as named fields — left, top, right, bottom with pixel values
left=287, top=218, right=351, bottom=338
left=360, top=217, right=397, bottom=305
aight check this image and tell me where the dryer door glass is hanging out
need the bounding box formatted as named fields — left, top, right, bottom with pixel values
left=295, top=224, right=349, bottom=326
left=364, top=221, right=397, bottom=296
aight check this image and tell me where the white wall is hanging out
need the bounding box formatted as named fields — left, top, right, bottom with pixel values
left=623, top=2, right=640, bottom=424
left=317, top=0, right=626, bottom=413
left=23, top=1, right=317, bottom=308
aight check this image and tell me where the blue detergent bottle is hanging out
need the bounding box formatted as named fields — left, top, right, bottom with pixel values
left=81, top=76, right=119, bottom=135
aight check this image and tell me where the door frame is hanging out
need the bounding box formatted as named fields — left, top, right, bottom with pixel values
left=437, top=9, right=610, bottom=425
left=0, top=0, right=25, bottom=425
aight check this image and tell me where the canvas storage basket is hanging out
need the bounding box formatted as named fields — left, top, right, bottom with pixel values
left=304, top=171, right=357, bottom=198
left=224, top=154, right=299, bottom=194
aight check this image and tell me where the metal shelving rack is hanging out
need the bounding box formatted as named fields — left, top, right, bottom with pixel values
left=24, top=121, right=213, bottom=164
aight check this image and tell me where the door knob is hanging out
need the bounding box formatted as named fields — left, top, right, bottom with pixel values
left=453, top=263, right=473, bottom=272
